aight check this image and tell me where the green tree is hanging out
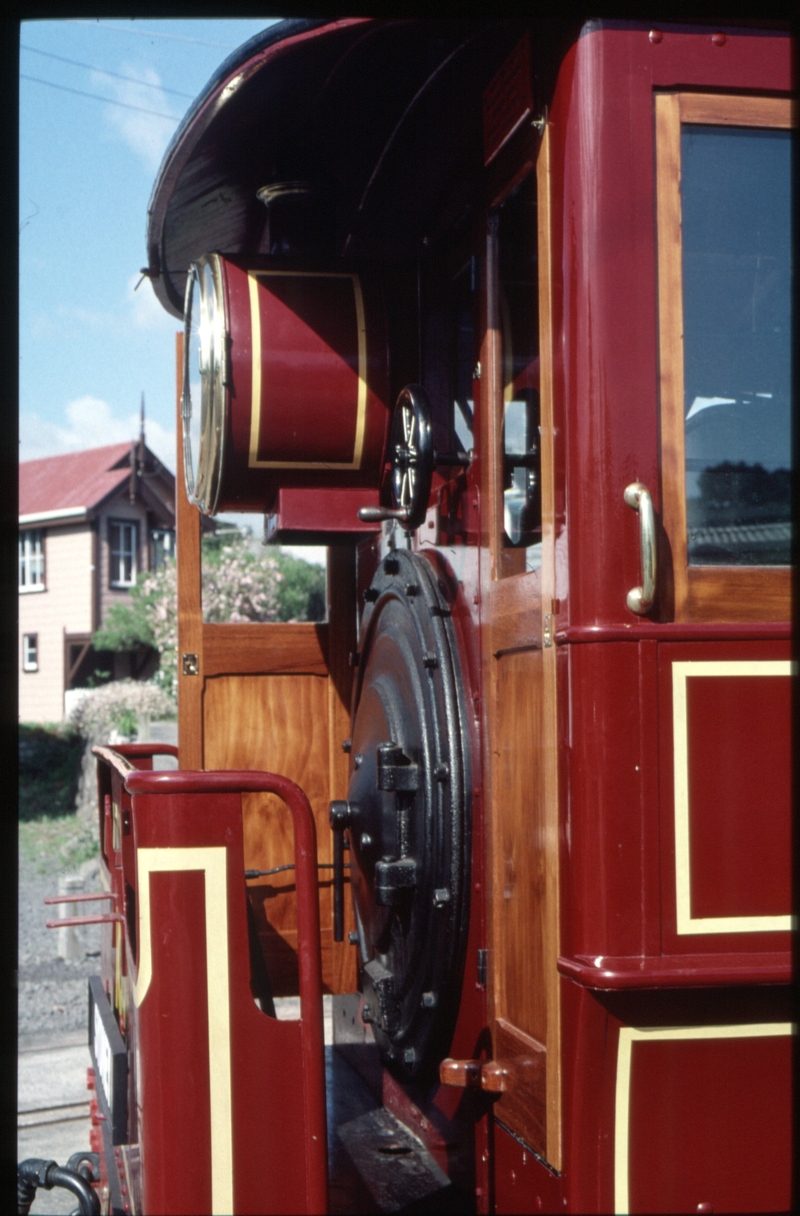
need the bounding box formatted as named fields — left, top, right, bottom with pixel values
left=273, top=552, right=326, bottom=622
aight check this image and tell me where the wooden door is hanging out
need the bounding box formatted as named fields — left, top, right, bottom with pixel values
left=479, top=128, right=561, bottom=1167
left=173, top=335, right=357, bottom=996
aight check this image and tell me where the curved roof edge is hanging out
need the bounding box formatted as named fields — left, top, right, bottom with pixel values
left=145, top=17, right=373, bottom=317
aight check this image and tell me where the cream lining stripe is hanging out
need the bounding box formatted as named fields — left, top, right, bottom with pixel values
left=615, top=1021, right=795, bottom=1214
left=133, top=847, right=233, bottom=1216
left=672, top=660, right=796, bottom=935
left=248, top=269, right=368, bottom=470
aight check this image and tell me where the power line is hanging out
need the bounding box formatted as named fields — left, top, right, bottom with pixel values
left=68, top=19, right=242, bottom=49
left=20, top=74, right=180, bottom=121
left=20, top=44, right=196, bottom=100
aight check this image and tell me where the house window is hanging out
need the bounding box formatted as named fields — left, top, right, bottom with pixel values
left=110, top=521, right=137, bottom=587
left=19, top=529, right=45, bottom=591
left=151, top=528, right=175, bottom=572
left=22, top=634, right=38, bottom=672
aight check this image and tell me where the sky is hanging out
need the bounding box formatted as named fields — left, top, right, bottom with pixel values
left=18, top=17, right=327, bottom=557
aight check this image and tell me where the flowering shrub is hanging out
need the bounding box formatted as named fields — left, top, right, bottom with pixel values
left=70, top=680, right=174, bottom=742
left=202, top=546, right=282, bottom=624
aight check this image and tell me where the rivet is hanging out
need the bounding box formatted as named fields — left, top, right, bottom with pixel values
left=648, top=29, right=662, bottom=43
left=434, top=763, right=450, bottom=782
left=354, top=754, right=363, bottom=768
left=342, top=738, right=352, bottom=753
left=712, top=31, right=726, bottom=46
left=434, top=887, right=450, bottom=905
left=421, top=991, right=437, bottom=1008
left=360, top=833, right=373, bottom=849
left=423, top=652, right=438, bottom=668
left=403, top=1047, right=417, bottom=1065
left=348, top=930, right=359, bottom=944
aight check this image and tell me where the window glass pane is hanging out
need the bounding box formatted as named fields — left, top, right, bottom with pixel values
left=681, top=125, right=792, bottom=565
left=452, top=262, right=475, bottom=454
left=111, top=522, right=136, bottom=586
left=497, top=173, right=541, bottom=576
left=201, top=516, right=328, bottom=623
left=19, top=530, right=44, bottom=588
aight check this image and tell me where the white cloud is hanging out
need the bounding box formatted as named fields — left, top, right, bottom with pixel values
left=126, top=273, right=181, bottom=332
left=20, top=396, right=176, bottom=472
left=94, top=63, right=182, bottom=175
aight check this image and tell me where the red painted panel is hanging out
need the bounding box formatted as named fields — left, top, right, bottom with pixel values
left=252, top=274, right=362, bottom=464
left=627, top=1032, right=792, bottom=1213
left=658, top=640, right=793, bottom=957
left=138, top=869, right=213, bottom=1215
left=119, top=771, right=327, bottom=1214
left=686, top=674, right=791, bottom=918
left=493, top=1117, right=563, bottom=1214
left=202, top=257, right=390, bottom=513
left=560, top=641, right=662, bottom=962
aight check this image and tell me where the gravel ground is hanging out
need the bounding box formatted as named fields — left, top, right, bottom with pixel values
left=19, top=848, right=102, bottom=1046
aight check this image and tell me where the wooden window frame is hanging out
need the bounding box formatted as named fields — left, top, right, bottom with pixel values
left=18, top=528, right=45, bottom=592
left=655, top=92, right=794, bottom=623
left=109, top=519, right=138, bottom=588
left=22, top=633, right=38, bottom=672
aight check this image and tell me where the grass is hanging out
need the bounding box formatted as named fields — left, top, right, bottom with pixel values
left=19, top=723, right=97, bottom=875
left=19, top=815, right=98, bottom=876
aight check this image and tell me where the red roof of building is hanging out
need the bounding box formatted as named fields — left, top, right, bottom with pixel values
left=19, top=443, right=139, bottom=519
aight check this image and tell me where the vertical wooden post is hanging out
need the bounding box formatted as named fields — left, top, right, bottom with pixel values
left=325, top=544, right=358, bottom=991
left=175, top=332, right=204, bottom=769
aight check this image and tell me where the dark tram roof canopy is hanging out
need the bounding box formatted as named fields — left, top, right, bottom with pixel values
left=146, top=16, right=784, bottom=319
left=146, top=17, right=576, bottom=318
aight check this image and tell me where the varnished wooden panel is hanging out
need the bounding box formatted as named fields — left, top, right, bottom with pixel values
left=492, top=649, right=547, bottom=1045
left=490, top=574, right=543, bottom=656
left=175, top=332, right=204, bottom=770
left=202, top=622, right=328, bottom=676
left=478, top=124, right=562, bottom=1167
left=686, top=567, right=791, bottom=622
left=204, top=674, right=337, bottom=993
left=491, top=1018, right=547, bottom=1153
left=678, top=93, right=794, bottom=129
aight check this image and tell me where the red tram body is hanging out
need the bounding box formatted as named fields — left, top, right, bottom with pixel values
left=33, top=18, right=794, bottom=1216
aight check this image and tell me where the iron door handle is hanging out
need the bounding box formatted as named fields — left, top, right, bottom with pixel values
left=624, top=482, right=656, bottom=614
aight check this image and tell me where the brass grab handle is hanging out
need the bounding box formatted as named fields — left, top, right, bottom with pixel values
left=624, top=482, right=656, bottom=614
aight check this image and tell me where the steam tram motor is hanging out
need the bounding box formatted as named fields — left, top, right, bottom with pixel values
left=30, top=18, right=794, bottom=1216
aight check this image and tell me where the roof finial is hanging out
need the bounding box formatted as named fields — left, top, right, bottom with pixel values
left=138, top=393, right=146, bottom=474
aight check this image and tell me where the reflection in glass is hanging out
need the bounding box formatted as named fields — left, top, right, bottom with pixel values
left=452, top=265, right=475, bottom=455
left=497, top=173, right=541, bottom=575
left=681, top=125, right=792, bottom=565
